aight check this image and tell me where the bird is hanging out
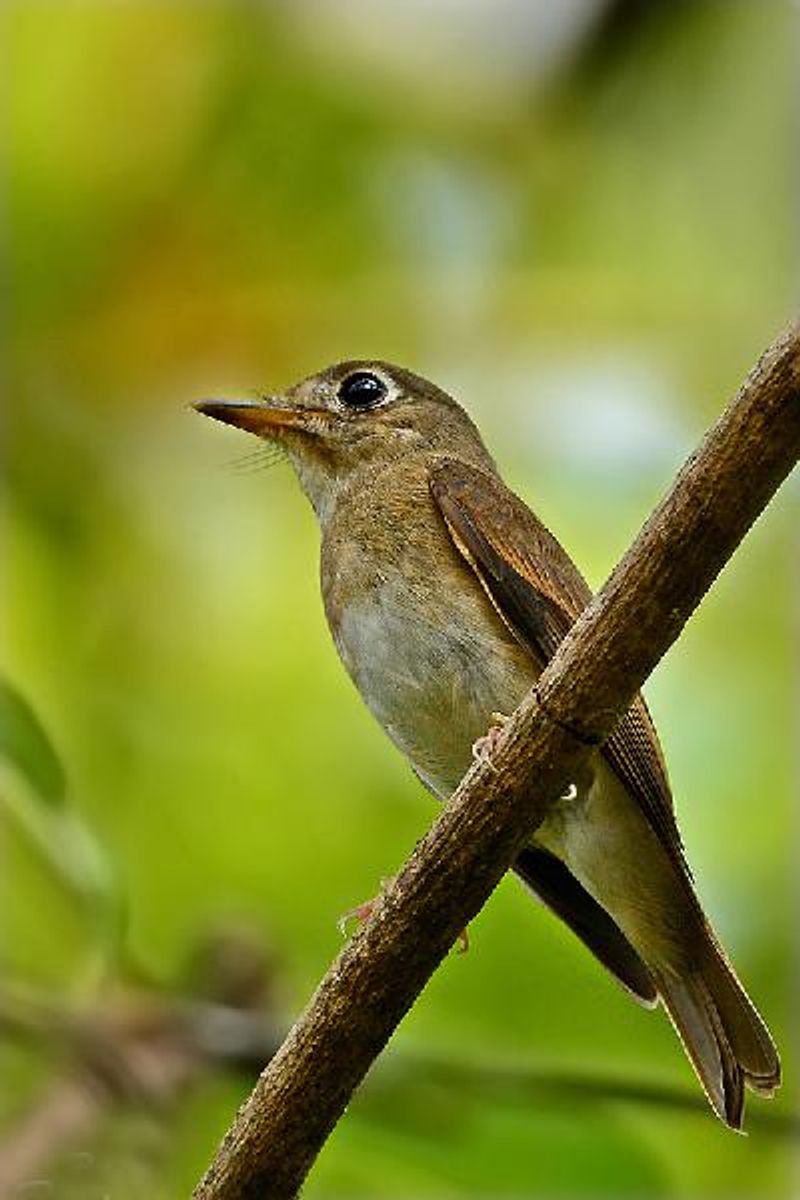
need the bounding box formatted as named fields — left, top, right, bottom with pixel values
left=195, top=360, right=780, bottom=1129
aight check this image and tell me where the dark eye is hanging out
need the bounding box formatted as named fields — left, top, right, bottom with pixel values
left=338, top=371, right=388, bottom=411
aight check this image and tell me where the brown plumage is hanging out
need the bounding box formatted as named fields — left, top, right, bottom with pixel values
left=428, top=456, right=779, bottom=1126
left=196, top=360, right=780, bottom=1128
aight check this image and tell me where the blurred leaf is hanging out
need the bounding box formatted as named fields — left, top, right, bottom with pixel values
left=0, top=680, right=66, bottom=807
left=0, top=680, right=126, bottom=987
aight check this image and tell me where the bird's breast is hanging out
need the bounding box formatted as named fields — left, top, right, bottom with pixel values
left=323, top=542, right=536, bottom=799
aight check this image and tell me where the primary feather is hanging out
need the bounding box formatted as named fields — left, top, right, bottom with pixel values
left=429, top=457, right=780, bottom=1128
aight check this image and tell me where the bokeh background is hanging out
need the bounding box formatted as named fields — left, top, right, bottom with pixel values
left=2, top=1, right=798, bottom=1196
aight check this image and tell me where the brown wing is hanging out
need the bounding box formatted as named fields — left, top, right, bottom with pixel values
left=515, top=845, right=657, bottom=1005
left=429, top=456, right=688, bottom=877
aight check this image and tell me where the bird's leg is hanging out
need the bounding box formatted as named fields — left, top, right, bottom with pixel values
left=472, top=711, right=510, bottom=771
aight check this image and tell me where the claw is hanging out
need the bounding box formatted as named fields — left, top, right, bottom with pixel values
left=338, top=876, right=394, bottom=938
left=338, top=889, right=471, bottom=957
left=337, top=899, right=377, bottom=937
left=472, top=712, right=510, bottom=770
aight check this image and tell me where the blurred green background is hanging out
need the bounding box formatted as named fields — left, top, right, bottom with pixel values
left=2, top=1, right=797, bottom=1196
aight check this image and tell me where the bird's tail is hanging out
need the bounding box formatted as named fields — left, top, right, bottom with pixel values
left=654, top=931, right=780, bottom=1130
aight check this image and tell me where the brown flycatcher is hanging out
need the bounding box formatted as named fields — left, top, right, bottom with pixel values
left=195, top=361, right=780, bottom=1129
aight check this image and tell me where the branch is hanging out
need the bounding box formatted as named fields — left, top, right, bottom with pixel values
left=194, top=323, right=800, bottom=1199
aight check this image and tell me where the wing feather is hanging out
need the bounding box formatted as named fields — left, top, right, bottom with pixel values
left=429, top=457, right=687, bottom=875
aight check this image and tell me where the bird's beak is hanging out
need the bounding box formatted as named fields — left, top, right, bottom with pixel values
left=194, top=397, right=316, bottom=438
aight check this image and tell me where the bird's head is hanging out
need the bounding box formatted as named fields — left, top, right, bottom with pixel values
left=195, top=361, right=492, bottom=521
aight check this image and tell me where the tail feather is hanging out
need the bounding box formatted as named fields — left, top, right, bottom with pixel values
left=654, top=937, right=780, bottom=1130
left=700, top=935, right=781, bottom=1096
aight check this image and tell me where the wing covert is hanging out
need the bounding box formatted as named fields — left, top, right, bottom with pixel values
left=429, top=457, right=687, bottom=874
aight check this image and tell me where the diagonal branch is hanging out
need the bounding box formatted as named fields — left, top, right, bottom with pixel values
left=194, top=322, right=800, bottom=1200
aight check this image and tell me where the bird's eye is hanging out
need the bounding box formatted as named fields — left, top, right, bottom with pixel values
left=338, top=371, right=388, bottom=411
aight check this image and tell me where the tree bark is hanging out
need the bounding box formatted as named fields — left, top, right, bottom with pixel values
left=194, top=321, right=800, bottom=1200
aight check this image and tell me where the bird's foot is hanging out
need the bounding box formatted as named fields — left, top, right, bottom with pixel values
left=337, top=898, right=376, bottom=937
left=337, top=877, right=394, bottom=937
left=561, top=782, right=578, bottom=802
left=338, top=883, right=470, bottom=956
left=472, top=712, right=510, bottom=771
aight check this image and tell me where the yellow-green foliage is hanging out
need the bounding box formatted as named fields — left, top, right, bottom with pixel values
left=2, top=3, right=795, bottom=1196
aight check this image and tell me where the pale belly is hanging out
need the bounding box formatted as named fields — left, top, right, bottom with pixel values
left=330, top=570, right=536, bottom=800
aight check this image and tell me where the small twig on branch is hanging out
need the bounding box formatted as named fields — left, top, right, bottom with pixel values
left=194, top=322, right=800, bottom=1200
